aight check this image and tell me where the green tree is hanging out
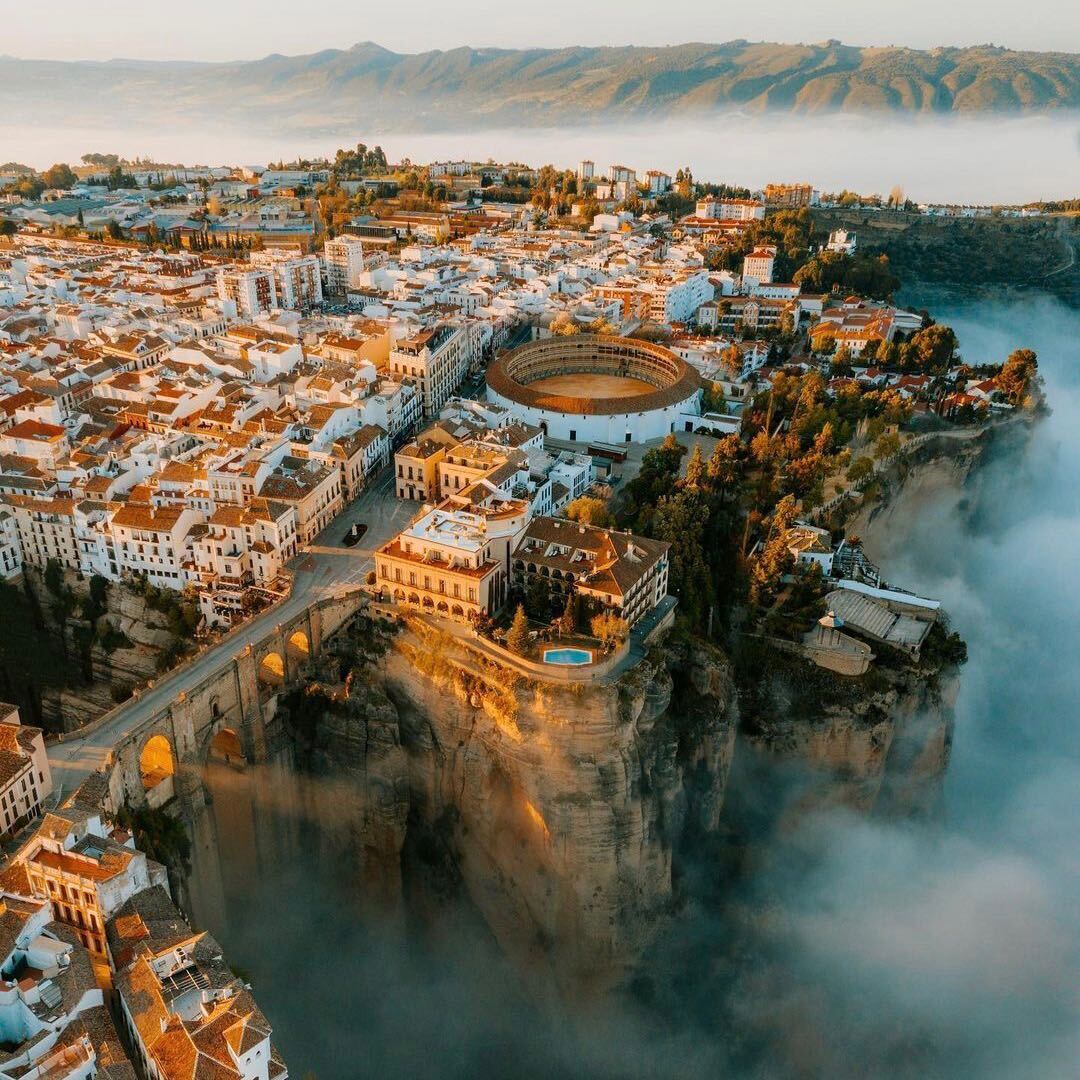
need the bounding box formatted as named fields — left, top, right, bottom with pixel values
left=874, top=431, right=901, bottom=460
left=11, top=176, right=45, bottom=200
left=506, top=604, right=530, bottom=655
left=590, top=611, right=629, bottom=649
left=749, top=494, right=797, bottom=607
left=525, top=575, right=551, bottom=621
left=904, top=323, right=957, bottom=372
left=684, top=444, right=706, bottom=489
left=997, top=348, right=1038, bottom=405
left=43, top=558, right=65, bottom=597
left=106, top=164, right=138, bottom=190
left=621, top=434, right=686, bottom=530
left=42, top=163, right=77, bottom=190
left=82, top=574, right=110, bottom=624
left=564, top=496, right=612, bottom=527
left=556, top=589, right=577, bottom=637
left=846, top=456, right=874, bottom=488
left=650, top=488, right=714, bottom=629
left=707, top=434, right=742, bottom=499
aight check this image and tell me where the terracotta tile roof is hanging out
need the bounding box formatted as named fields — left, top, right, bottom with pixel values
left=517, top=516, right=668, bottom=599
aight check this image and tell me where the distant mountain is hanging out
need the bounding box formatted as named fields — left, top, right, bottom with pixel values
left=3, top=40, right=1077, bottom=137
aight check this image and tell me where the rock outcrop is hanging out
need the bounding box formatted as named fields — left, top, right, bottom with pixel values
left=736, top=642, right=958, bottom=818
left=276, top=666, right=411, bottom=907
left=20, top=568, right=179, bottom=730
left=280, top=619, right=738, bottom=992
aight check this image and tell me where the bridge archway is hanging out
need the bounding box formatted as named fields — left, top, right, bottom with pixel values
left=286, top=630, right=311, bottom=662
left=140, top=734, right=176, bottom=806
left=207, top=726, right=244, bottom=767
left=259, top=651, right=285, bottom=687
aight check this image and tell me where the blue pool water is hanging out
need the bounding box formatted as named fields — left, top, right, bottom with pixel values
left=542, top=647, right=593, bottom=666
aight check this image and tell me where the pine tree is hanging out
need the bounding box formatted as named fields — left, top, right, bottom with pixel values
left=557, top=590, right=576, bottom=637
left=506, top=604, right=530, bottom=655
left=684, top=444, right=706, bottom=489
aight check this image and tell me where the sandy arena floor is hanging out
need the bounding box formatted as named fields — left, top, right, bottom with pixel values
left=528, top=373, right=655, bottom=399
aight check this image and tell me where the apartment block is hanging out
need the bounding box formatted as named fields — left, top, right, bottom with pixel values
left=389, top=323, right=472, bottom=417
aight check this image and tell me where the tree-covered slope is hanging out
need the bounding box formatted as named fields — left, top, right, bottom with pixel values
left=2, top=40, right=1077, bottom=133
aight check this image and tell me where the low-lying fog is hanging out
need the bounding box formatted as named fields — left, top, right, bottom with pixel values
left=5, top=114, right=1078, bottom=203
left=700, top=291, right=1080, bottom=1078
left=189, top=292, right=1079, bottom=1078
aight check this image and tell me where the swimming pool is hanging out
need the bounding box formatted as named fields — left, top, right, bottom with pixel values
left=542, top=647, right=593, bottom=666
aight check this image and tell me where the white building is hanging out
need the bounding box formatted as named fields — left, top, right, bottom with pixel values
left=255, top=455, right=341, bottom=545
left=0, top=892, right=123, bottom=1080
left=645, top=171, right=672, bottom=195
left=787, top=522, right=836, bottom=575
left=0, top=704, right=51, bottom=839
left=577, top=160, right=595, bottom=183
left=249, top=250, right=323, bottom=312
left=376, top=503, right=519, bottom=621
left=20, top=809, right=170, bottom=957
left=323, top=235, right=366, bottom=294
left=109, top=886, right=288, bottom=1080
left=429, top=161, right=470, bottom=178
left=0, top=507, right=22, bottom=579
left=742, top=246, right=776, bottom=287
left=109, top=503, right=202, bottom=589
left=260, top=167, right=327, bottom=190
left=656, top=270, right=714, bottom=323
left=513, top=516, right=670, bottom=628
left=826, top=229, right=857, bottom=255
left=389, top=323, right=473, bottom=417
left=695, top=197, right=765, bottom=221
left=216, top=267, right=276, bottom=321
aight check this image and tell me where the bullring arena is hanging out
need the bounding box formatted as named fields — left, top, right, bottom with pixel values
left=485, top=334, right=704, bottom=443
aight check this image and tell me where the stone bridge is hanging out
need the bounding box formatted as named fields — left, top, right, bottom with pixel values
left=101, top=590, right=366, bottom=813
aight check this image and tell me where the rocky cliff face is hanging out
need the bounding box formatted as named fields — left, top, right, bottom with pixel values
left=841, top=423, right=1028, bottom=544
left=725, top=435, right=989, bottom=822
left=20, top=568, right=178, bottom=730
left=732, top=428, right=1008, bottom=821
left=283, top=621, right=738, bottom=992
left=735, top=643, right=958, bottom=819
left=278, top=601, right=966, bottom=994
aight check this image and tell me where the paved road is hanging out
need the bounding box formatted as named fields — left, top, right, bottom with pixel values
left=47, top=462, right=421, bottom=798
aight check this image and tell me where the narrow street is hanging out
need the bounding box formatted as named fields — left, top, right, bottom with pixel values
left=46, top=461, right=419, bottom=797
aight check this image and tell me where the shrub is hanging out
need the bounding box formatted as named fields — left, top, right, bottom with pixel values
left=590, top=611, right=630, bottom=648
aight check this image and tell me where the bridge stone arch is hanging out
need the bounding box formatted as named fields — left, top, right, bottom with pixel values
left=258, top=650, right=286, bottom=688
left=286, top=629, right=311, bottom=661
left=101, top=590, right=368, bottom=814
left=201, top=717, right=245, bottom=767
left=139, top=734, right=176, bottom=808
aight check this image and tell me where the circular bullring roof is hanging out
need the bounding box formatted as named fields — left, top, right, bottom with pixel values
left=487, top=334, right=702, bottom=417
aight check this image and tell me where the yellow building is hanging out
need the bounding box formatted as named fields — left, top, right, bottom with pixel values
left=375, top=504, right=513, bottom=621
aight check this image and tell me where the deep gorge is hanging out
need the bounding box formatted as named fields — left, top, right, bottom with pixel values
left=178, top=293, right=1077, bottom=1077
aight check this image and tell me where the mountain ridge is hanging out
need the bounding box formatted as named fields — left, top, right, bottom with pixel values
left=2, top=40, right=1077, bottom=135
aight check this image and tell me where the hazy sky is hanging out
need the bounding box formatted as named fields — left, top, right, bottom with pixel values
left=4, top=0, right=1077, bottom=61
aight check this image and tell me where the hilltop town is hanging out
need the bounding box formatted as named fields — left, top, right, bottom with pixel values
left=0, top=150, right=1044, bottom=1078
